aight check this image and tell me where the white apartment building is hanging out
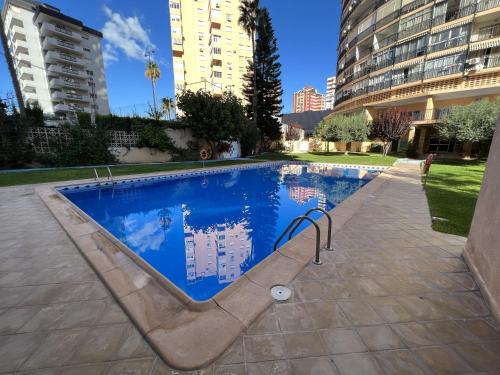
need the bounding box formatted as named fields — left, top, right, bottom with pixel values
left=1, top=0, right=110, bottom=118
left=324, top=76, right=336, bottom=110
left=169, top=0, right=253, bottom=101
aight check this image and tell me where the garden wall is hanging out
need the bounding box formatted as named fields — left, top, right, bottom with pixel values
left=464, top=118, right=500, bottom=320
left=284, top=140, right=376, bottom=153
left=28, top=127, right=241, bottom=163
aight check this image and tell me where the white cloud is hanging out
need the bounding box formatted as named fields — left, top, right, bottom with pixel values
left=101, top=5, right=155, bottom=66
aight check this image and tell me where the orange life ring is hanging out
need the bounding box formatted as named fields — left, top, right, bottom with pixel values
left=200, top=149, right=210, bottom=160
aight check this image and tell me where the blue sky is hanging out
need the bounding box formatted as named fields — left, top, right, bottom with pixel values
left=0, top=0, right=341, bottom=115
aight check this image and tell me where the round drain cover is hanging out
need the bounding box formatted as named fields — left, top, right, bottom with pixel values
left=270, top=285, right=291, bottom=301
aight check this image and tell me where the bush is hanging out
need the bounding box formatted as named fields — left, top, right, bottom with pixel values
left=370, top=143, right=383, bottom=153
left=0, top=102, right=34, bottom=167
left=240, top=124, right=260, bottom=157
left=77, top=112, right=92, bottom=128
left=137, top=124, right=176, bottom=152
left=405, top=142, right=418, bottom=159
left=308, top=138, right=322, bottom=152
left=41, top=123, right=116, bottom=166
left=95, top=114, right=185, bottom=132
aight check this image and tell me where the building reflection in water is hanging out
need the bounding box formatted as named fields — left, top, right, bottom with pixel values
left=182, top=206, right=253, bottom=285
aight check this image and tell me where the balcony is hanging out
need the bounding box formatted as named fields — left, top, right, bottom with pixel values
left=49, top=78, right=86, bottom=90
left=20, top=80, right=36, bottom=93
left=42, top=37, right=84, bottom=54
left=428, top=36, right=469, bottom=54
left=471, top=24, right=500, bottom=42
left=391, top=71, right=423, bottom=87
left=54, top=103, right=91, bottom=113
left=10, top=25, right=26, bottom=41
left=23, top=92, right=38, bottom=104
left=423, top=62, right=464, bottom=80
left=13, top=39, right=28, bottom=55
left=51, top=91, right=90, bottom=102
left=47, top=64, right=83, bottom=77
left=476, top=0, right=500, bottom=13
left=399, top=19, right=431, bottom=40
left=433, top=4, right=476, bottom=26
left=18, top=66, right=33, bottom=80
left=172, top=41, right=184, bottom=57
left=39, top=22, right=81, bottom=42
left=45, top=51, right=85, bottom=67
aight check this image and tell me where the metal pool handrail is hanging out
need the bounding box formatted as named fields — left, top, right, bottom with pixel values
left=273, top=215, right=322, bottom=265
left=93, top=167, right=115, bottom=186
left=288, top=208, right=333, bottom=251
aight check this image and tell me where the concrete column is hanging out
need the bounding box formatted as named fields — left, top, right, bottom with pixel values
left=465, top=118, right=500, bottom=321
left=424, top=96, right=435, bottom=120
left=365, top=107, right=376, bottom=122
left=417, top=127, right=427, bottom=154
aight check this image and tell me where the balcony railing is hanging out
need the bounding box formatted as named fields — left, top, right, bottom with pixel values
left=55, top=25, right=73, bottom=36
left=476, top=0, right=500, bottom=13
left=471, top=24, right=500, bottom=42
left=391, top=71, right=423, bottom=86
left=482, top=53, right=500, bottom=68
left=423, top=62, right=464, bottom=80
left=401, top=0, right=432, bottom=15
left=399, top=19, right=432, bottom=39
left=433, top=4, right=476, bottom=26
left=428, top=36, right=469, bottom=54
left=394, top=47, right=426, bottom=64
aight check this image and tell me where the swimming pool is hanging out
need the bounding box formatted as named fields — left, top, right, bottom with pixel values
left=60, top=163, right=380, bottom=301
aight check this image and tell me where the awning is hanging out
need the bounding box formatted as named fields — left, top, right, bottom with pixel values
left=393, top=57, right=425, bottom=69
left=470, top=37, right=500, bottom=51
left=431, top=17, right=472, bottom=33
left=396, top=31, right=428, bottom=45
left=427, top=45, right=468, bottom=59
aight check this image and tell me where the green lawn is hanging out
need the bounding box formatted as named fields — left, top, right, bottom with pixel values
left=253, top=152, right=399, bottom=166
left=0, top=160, right=257, bottom=187
left=425, top=159, right=486, bottom=237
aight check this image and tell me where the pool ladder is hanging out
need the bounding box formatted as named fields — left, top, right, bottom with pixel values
left=273, top=208, right=333, bottom=266
left=93, top=167, right=114, bottom=186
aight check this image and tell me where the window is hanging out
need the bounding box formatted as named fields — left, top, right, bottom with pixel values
left=398, top=9, right=432, bottom=39
left=171, top=15, right=181, bottom=22
left=212, top=47, right=221, bottom=54
left=391, top=63, right=423, bottom=86
left=86, top=70, right=93, bottom=76
left=369, top=72, right=392, bottom=92
left=373, top=48, right=395, bottom=70
left=428, top=24, right=471, bottom=53
left=212, top=35, right=221, bottom=42
left=394, top=34, right=428, bottom=63
left=424, top=53, right=466, bottom=79
left=83, top=47, right=91, bottom=52
left=213, top=71, right=222, bottom=78
left=170, top=2, right=180, bottom=9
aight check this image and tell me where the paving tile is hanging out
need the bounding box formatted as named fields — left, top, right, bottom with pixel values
left=275, top=303, right=315, bottom=332
left=356, top=325, right=404, bottom=350
left=0, top=306, right=41, bottom=334
left=246, top=306, right=280, bottom=335
left=246, top=360, right=290, bottom=375
left=391, top=322, right=439, bottom=347
left=423, top=320, right=473, bottom=344
left=289, top=357, right=338, bottom=375
left=337, top=300, right=384, bottom=325
left=55, top=364, right=107, bottom=375
left=412, top=346, right=473, bottom=374
left=105, top=358, right=155, bottom=375
left=333, top=352, right=382, bottom=375
left=459, top=319, right=500, bottom=341
left=244, top=334, right=287, bottom=362
left=320, top=328, right=367, bottom=354
left=450, top=342, right=500, bottom=372
left=0, top=332, right=45, bottom=373
left=21, top=328, right=88, bottom=370
left=283, top=331, right=327, bottom=358
left=304, top=301, right=350, bottom=329
left=367, top=297, right=413, bottom=323
left=214, top=364, right=246, bottom=375
left=373, top=349, right=427, bottom=375
left=215, top=336, right=244, bottom=365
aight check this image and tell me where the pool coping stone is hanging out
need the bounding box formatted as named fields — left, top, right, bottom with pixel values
left=36, top=161, right=392, bottom=370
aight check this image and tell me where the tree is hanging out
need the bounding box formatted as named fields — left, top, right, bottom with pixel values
left=238, top=0, right=260, bottom=128
left=439, top=98, right=500, bottom=157
left=161, top=97, right=175, bottom=120
left=316, top=112, right=370, bottom=154
left=315, top=119, right=336, bottom=152
left=371, top=108, right=412, bottom=156
left=176, top=90, right=246, bottom=159
left=243, top=7, right=283, bottom=150
left=145, top=60, right=161, bottom=119
left=0, top=101, right=33, bottom=167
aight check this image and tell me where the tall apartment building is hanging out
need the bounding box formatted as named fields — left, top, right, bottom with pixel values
left=1, top=0, right=110, bottom=118
left=293, top=86, right=325, bottom=113
left=335, top=0, right=500, bottom=154
left=324, top=76, right=337, bottom=110
left=169, top=0, right=253, bottom=101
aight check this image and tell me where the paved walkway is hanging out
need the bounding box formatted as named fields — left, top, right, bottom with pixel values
left=1, top=165, right=500, bottom=374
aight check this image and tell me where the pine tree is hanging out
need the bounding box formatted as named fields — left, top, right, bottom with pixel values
left=243, top=7, right=283, bottom=151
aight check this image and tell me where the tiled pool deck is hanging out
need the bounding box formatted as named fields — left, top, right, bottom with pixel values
left=1, top=164, right=500, bottom=374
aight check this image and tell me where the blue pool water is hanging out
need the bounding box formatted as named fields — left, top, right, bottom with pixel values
left=61, top=163, right=379, bottom=301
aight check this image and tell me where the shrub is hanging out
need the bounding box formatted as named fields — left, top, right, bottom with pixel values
left=308, top=138, right=322, bottom=152
left=405, top=142, right=418, bottom=159
left=77, top=112, right=92, bottom=128
left=137, top=124, right=176, bottom=152
left=240, top=124, right=260, bottom=157
left=370, top=143, right=383, bottom=153
left=0, top=102, right=34, bottom=167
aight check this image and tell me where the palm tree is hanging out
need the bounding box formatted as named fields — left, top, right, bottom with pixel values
left=161, top=97, right=175, bottom=120
left=238, top=0, right=259, bottom=126
left=145, top=60, right=161, bottom=119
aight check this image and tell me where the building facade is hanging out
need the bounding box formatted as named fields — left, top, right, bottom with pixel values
left=335, top=0, right=500, bottom=154
left=325, top=76, right=337, bottom=110
left=293, top=86, right=325, bottom=113
left=169, top=0, right=253, bottom=101
left=1, top=0, right=110, bottom=118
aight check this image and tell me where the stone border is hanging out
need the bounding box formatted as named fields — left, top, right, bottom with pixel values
left=36, top=162, right=392, bottom=370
